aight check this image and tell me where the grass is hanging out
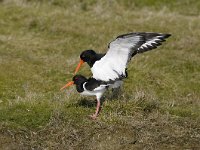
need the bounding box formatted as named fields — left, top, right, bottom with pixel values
left=0, top=0, right=200, bottom=149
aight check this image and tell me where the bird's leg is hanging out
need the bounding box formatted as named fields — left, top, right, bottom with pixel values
left=90, top=100, right=101, bottom=120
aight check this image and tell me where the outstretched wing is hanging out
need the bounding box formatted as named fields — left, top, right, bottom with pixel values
left=91, top=32, right=171, bottom=81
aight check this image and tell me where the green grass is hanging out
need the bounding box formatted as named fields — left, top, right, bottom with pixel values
left=0, top=0, right=200, bottom=149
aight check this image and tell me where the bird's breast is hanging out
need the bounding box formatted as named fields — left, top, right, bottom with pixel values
left=80, top=90, right=96, bottom=96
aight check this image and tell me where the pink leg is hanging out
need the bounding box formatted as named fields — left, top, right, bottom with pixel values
left=90, top=100, right=101, bottom=120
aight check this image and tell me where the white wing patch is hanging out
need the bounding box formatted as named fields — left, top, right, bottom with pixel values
left=92, top=36, right=141, bottom=81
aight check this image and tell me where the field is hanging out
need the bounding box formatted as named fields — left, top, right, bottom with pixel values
left=0, top=0, right=200, bottom=149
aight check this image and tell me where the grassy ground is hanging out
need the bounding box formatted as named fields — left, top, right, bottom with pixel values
left=0, top=0, right=200, bottom=149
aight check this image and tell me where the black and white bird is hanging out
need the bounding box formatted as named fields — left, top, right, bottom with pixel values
left=62, top=32, right=171, bottom=119
left=61, top=75, right=112, bottom=119
left=74, top=32, right=171, bottom=82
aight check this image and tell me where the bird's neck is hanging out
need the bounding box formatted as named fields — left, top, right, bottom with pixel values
left=87, top=53, right=105, bottom=67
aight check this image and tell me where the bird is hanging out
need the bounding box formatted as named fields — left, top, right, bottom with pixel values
left=61, top=32, right=171, bottom=119
left=60, top=75, right=113, bottom=119
left=74, top=32, right=171, bottom=83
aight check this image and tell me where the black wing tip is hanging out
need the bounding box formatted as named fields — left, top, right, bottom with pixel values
left=144, top=32, right=171, bottom=40
left=136, top=33, right=171, bottom=53
left=162, top=33, right=171, bottom=39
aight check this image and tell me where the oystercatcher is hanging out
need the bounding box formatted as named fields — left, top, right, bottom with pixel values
left=74, top=32, right=171, bottom=82
left=61, top=75, right=113, bottom=119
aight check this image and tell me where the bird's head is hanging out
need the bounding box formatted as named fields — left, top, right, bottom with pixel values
left=72, top=75, right=87, bottom=85
left=60, top=75, right=87, bottom=90
left=74, top=50, right=96, bottom=74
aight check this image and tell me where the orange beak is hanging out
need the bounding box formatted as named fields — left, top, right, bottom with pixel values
left=74, top=59, right=84, bottom=74
left=60, top=81, right=74, bottom=90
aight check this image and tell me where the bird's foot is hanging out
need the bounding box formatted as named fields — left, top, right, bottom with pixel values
left=89, top=114, right=98, bottom=120
left=88, top=99, right=100, bottom=120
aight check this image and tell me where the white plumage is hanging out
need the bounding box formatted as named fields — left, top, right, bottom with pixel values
left=81, top=82, right=107, bottom=101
